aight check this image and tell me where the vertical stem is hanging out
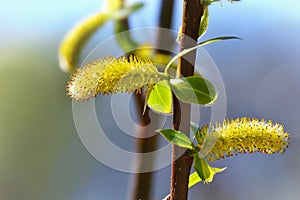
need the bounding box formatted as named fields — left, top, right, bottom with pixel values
left=131, top=93, right=155, bottom=200
left=113, top=1, right=154, bottom=198
left=169, top=1, right=204, bottom=200
left=156, top=0, right=175, bottom=55
left=132, top=1, right=175, bottom=199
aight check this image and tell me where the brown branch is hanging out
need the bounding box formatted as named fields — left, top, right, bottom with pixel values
left=113, top=1, right=155, bottom=199
left=169, top=1, right=204, bottom=200
left=130, top=93, right=156, bottom=200
left=156, top=0, right=175, bottom=55
left=129, top=1, right=175, bottom=199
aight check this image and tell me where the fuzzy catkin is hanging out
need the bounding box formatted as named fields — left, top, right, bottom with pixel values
left=67, top=56, right=161, bottom=101
left=197, top=118, right=289, bottom=162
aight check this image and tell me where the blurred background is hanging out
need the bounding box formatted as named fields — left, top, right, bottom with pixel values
left=1, top=0, right=300, bottom=199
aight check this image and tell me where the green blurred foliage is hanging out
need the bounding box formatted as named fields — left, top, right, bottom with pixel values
left=0, top=43, right=90, bottom=199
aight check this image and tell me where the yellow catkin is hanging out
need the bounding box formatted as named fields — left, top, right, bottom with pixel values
left=67, top=56, right=161, bottom=101
left=198, top=117, right=289, bottom=162
left=97, top=56, right=160, bottom=94
left=58, top=13, right=109, bottom=72
left=67, top=57, right=114, bottom=101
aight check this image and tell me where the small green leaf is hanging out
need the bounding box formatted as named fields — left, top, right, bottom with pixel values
left=189, top=169, right=226, bottom=188
left=156, top=129, right=193, bottom=149
left=188, top=171, right=202, bottom=188
left=193, top=153, right=211, bottom=181
left=170, top=76, right=217, bottom=105
left=147, top=80, right=172, bottom=114
left=198, top=7, right=209, bottom=39
left=189, top=153, right=226, bottom=187
left=190, top=122, right=199, bottom=135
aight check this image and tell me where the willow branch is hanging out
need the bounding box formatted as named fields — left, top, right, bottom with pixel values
left=169, top=1, right=204, bottom=200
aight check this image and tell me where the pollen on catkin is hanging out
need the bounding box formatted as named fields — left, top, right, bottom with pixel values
left=197, top=117, right=289, bottom=162
left=97, top=56, right=161, bottom=94
left=67, top=56, right=161, bottom=101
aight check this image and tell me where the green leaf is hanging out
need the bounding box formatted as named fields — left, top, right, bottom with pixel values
left=190, top=122, right=199, bottom=135
left=189, top=154, right=226, bottom=187
left=156, top=129, right=193, bottom=149
left=193, top=153, right=211, bottom=181
left=188, top=171, right=202, bottom=188
left=198, top=7, right=209, bottom=39
left=170, top=76, right=217, bottom=105
left=165, top=36, right=241, bottom=73
left=147, top=80, right=172, bottom=114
